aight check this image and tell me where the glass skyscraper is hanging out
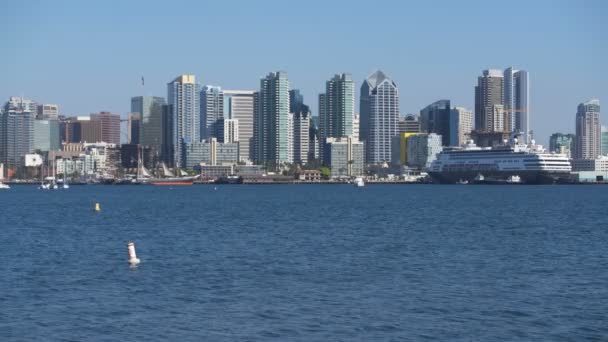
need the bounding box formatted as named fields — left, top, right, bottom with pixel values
left=319, top=74, right=355, bottom=141
left=200, top=85, right=224, bottom=140
left=131, top=96, right=166, bottom=150
left=360, top=70, right=400, bottom=164
left=420, top=100, right=451, bottom=146
left=575, top=99, right=601, bottom=160
left=167, top=75, right=200, bottom=167
left=504, top=67, right=530, bottom=142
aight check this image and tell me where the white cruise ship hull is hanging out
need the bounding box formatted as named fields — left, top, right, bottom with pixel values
left=428, top=170, right=572, bottom=184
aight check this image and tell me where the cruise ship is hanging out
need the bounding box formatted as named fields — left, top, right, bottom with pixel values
left=427, top=140, right=572, bottom=184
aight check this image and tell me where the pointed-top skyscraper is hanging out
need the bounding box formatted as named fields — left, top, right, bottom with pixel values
left=360, top=70, right=399, bottom=164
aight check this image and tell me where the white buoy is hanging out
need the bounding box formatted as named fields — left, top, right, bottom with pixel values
left=127, top=242, right=141, bottom=265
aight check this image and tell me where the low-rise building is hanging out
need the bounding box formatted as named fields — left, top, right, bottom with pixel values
left=406, top=133, right=443, bottom=169
left=184, top=138, right=239, bottom=169
left=571, top=157, right=608, bottom=172
left=323, top=136, right=364, bottom=178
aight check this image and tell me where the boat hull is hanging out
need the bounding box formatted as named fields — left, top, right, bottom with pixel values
left=428, top=170, right=572, bottom=185
left=149, top=180, right=194, bottom=186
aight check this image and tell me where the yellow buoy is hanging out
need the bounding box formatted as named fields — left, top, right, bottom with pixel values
left=95, top=202, right=101, bottom=212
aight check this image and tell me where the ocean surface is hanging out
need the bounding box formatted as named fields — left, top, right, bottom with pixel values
left=1, top=184, right=607, bottom=341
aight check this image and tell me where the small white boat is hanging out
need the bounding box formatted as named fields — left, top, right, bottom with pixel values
left=457, top=179, right=469, bottom=185
left=0, top=182, right=10, bottom=189
left=354, top=177, right=365, bottom=187
left=507, top=175, right=522, bottom=184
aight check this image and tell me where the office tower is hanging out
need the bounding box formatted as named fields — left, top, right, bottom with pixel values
left=420, top=100, right=451, bottom=146
left=549, top=133, right=575, bottom=157
left=360, top=70, right=400, bottom=164
left=504, top=67, right=530, bottom=142
left=289, top=89, right=305, bottom=113
left=398, top=114, right=420, bottom=134
left=475, top=69, right=504, bottom=132
left=391, top=132, right=421, bottom=165
left=200, top=85, right=224, bottom=140
left=127, top=113, right=140, bottom=144
left=161, top=104, right=174, bottom=166
left=253, top=71, right=290, bottom=167
left=131, top=96, right=166, bottom=149
left=79, top=116, right=103, bottom=143
left=90, top=112, right=120, bottom=144
left=406, top=133, right=443, bottom=169
left=450, top=107, right=473, bottom=146
left=293, top=111, right=310, bottom=165
left=0, top=98, right=34, bottom=167
left=575, top=99, right=601, bottom=160
left=33, top=119, right=60, bottom=152
left=60, top=117, right=81, bottom=143
left=36, top=104, right=59, bottom=120
left=224, top=90, right=255, bottom=162
left=222, top=119, right=239, bottom=143
left=323, top=136, right=364, bottom=177
left=319, top=73, right=355, bottom=142
left=167, top=75, right=200, bottom=167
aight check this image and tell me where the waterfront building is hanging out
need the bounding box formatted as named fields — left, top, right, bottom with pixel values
left=131, top=96, right=166, bottom=149
left=323, top=136, right=364, bottom=178
left=200, top=85, right=224, bottom=140
left=360, top=70, right=399, bottom=164
left=475, top=69, right=504, bottom=132
left=253, top=71, right=290, bottom=167
left=406, top=133, right=443, bottom=169
left=391, top=132, right=421, bottom=165
left=36, top=104, right=59, bottom=120
left=293, top=111, right=310, bottom=165
left=168, top=75, right=201, bottom=167
left=571, top=157, right=608, bottom=172
left=504, top=67, right=530, bottom=142
left=574, top=99, right=601, bottom=160
left=398, top=114, right=420, bottom=134
left=127, top=113, right=140, bottom=144
left=549, top=133, right=575, bottom=157
left=184, top=138, right=239, bottom=169
left=420, top=100, right=451, bottom=146
left=450, top=107, right=473, bottom=146
left=0, top=98, right=34, bottom=167
left=33, top=119, right=60, bottom=152
left=223, top=90, right=255, bottom=162
left=90, top=112, right=121, bottom=145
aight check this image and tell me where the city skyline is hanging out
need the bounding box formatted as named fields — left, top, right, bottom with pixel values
left=1, top=1, right=606, bottom=146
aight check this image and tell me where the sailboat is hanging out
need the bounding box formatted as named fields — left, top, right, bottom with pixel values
left=0, top=164, right=10, bottom=189
left=145, top=162, right=198, bottom=186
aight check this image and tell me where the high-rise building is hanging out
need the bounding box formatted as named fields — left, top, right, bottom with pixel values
left=293, top=111, right=310, bottom=165
left=289, top=89, right=305, bottom=113
left=131, top=96, right=166, bottom=149
left=33, top=119, right=60, bottom=152
left=360, top=70, right=399, bottom=164
left=575, top=99, right=601, bottom=160
left=90, top=112, right=121, bottom=145
left=36, top=104, right=59, bottom=120
left=504, top=67, right=530, bottom=142
left=127, top=113, right=140, bottom=144
left=253, top=71, right=290, bottom=167
left=222, top=119, right=239, bottom=144
left=79, top=116, right=103, bottom=143
left=319, top=73, right=355, bottom=142
left=549, top=133, right=575, bottom=157
left=223, top=90, right=255, bottom=162
left=475, top=69, right=504, bottom=132
left=161, top=104, right=174, bottom=166
left=0, top=98, right=34, bottom=167
left=602, top=127, right=608, bottom=156
left=323, top=136, right=364, bottom=177
left=353, top=114, right=360, bottom=140
left=391, top=132, right=421, bottom=165
left=420, top=100, right=451, bottom=146
left=200, top=85, right=224, bottom=140
left=450, top=107, right=473, bottom=146
left=167, top=75, right=200, bottom=167
left=398, top=114, right=420, bottom=134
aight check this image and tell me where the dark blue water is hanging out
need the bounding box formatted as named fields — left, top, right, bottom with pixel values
left=1, top=185, right=607, bottom=341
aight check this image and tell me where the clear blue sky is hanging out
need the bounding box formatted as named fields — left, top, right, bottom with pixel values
left=1, top=0, right=606, bottom=144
